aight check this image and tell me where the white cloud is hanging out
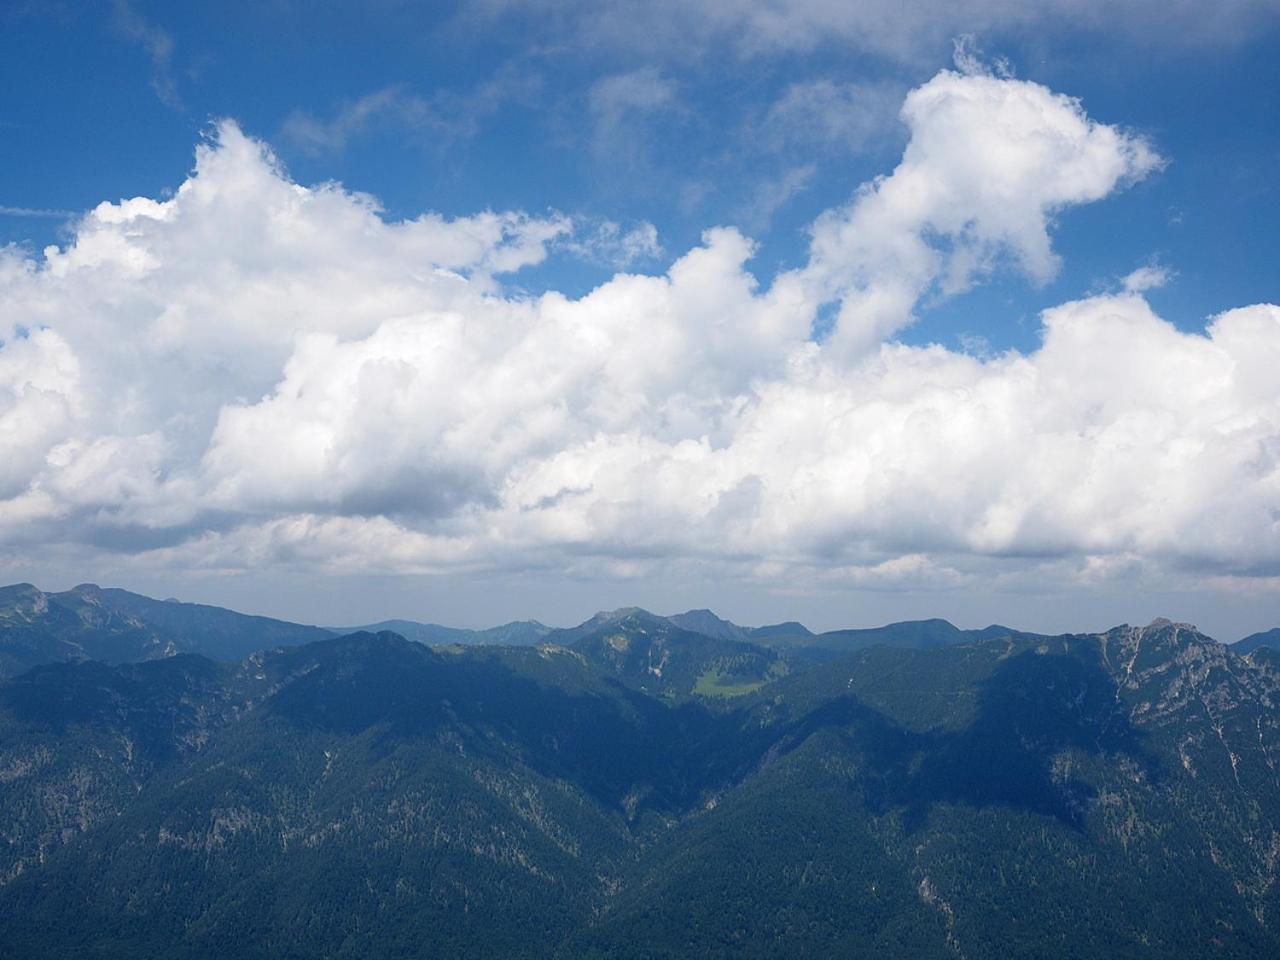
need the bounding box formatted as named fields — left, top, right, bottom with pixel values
left=782, top=69, right=1162, bottom=355
left=1122, top=263, right=1174, bottom=293
left=1, top=70, right=1276, bottom=595
left=559, top=220, right=663, bottom=268
left=0, top=327, right=81, bottom=501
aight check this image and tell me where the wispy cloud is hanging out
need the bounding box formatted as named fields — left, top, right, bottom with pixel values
left=733, top=163, right=816, bottom=233
left=757, top=80, right=901, bottom=156
left=112, top=0, right=180, bottom=109
left=282, top=87, right=414, bottom=156
left=0, top=205, right=75, bottom=219
left=465, top=0, right=1280, bottom=63
left=281, top=68, right=542, bottom=156
left=558, top=219, right=663, bottom=268
left=587, top=68, right=679, bottom=162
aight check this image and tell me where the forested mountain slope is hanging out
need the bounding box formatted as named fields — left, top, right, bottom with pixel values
left=0, top=618, right=1278, bottom=957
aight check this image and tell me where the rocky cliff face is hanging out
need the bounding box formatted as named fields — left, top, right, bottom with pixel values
left=1094, top=620, right=1280, bottom=925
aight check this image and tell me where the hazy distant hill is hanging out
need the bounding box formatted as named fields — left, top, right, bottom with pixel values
left=328, top=618, right=551, bottom=646
left=1, top=616, right=1278, bottom=957
left=617, top=608, right=1039, bottom=661
left=753, top=617, right=1046, bottom=659
left=554, top=608, right=787, bottom=700
left=1235, top=627, right=1280, bottom=653
left=665, top=608, right=753, bottom=641
left=748, top=619, right=814, bottom=640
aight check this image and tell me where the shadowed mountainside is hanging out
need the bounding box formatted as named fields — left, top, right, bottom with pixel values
left=0, top=618, right=1278, bottom=957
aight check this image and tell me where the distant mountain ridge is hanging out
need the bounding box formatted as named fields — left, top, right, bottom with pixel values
left=781, top=617, right=1048, bottom=657
left=551, top=608, right=788, bottom=700
left=1236, top=627, right=1280, bottom=653
left=664, top=608, right=745, bottom=639
left=0, top=582, right=330, bottom=676
left=328, top=618, right=551, bottom=647
left=0, top=580, right=1115, bottom=685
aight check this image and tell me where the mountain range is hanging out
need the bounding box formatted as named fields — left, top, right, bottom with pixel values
left=5, top=581, right=1277, bottom=680
left=2, top=584, right=1280, bottom=956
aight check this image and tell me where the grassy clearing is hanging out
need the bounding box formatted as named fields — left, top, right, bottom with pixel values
left=693, top=670, right=766, bottom=698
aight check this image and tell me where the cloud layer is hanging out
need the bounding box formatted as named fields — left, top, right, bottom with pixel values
left=1, top=68, right=1276, bottom=592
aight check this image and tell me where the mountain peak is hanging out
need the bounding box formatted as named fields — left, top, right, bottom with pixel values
left=750, top=620, right=813, bottom=640
left=579, top=607, right=661, bottom=630
left=665, top=609, right=747, bottom=641
left=1142, top=617, right=1202, bottom=634
left=593, top=606, right=648, bottom=620
left=0, top=582, right=49, bottom=621
left=0, top=582, right=43, bottom=603
left=66, top=583, right=107, bottom=604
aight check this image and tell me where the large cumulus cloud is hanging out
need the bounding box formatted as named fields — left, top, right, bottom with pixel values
left=1, top=67, right=1276, bottom=592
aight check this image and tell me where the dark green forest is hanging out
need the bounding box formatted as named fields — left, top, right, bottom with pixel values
left=2, top=586, right=1279, bottom=958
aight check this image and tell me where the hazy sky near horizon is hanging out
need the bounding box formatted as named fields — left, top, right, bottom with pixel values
left=1, top=1, right=1279, bottom=638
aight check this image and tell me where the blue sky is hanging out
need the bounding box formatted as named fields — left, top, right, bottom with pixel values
left=1, top=2, right=1279, bottom=636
